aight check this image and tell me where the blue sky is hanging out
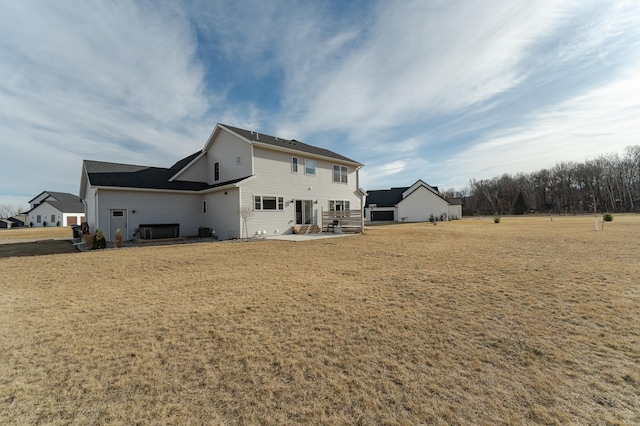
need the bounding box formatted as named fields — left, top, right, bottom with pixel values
left=1, top=0, right=639, bottom=209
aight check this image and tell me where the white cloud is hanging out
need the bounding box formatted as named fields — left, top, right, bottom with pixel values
left=439, top=64, right=640, bottom=188
left=0, top=1, right=212, bottom=202
left=281, top=0, right=580, bottom=138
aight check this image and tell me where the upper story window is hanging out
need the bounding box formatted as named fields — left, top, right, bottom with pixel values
left=292, top=157, right=298, bottom=173
left=214, top=162, right=220, bottom=181
left=305, top=159, right=316, bottom=175
left=236, top=155, right=242, bottom=165
left=333, top=165, right=348, bottom=183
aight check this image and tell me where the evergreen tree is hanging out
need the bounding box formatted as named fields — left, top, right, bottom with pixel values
left=512, top=191, right=528, bottom=215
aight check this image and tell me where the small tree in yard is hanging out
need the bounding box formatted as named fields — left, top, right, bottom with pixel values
left=602, top=213, right=613, bottom=230
left=512, top=192, right=528, bottom=215
left=240, top=206, right=254, bottom=240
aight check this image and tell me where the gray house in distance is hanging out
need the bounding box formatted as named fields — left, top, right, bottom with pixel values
left=365, top=180, right=462, bottom=222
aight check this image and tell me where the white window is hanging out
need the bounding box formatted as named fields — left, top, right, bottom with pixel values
left=330, top=200, right=350, bottom=211
left=329, top=200, right=350, bottom=212
left=51, top=214, right=56, bottom=223
left=292, top=157, right=298, bottom=173
left=214, top=162, right=220, bottom=181
left=236, top=155, right=242, bottom=165
left=305, top=159, right=316, bottom=175
left=332, top=165, right=348, bottom=183
left=254, top=196, right=285, bottom=211
left=37, top=215, right=41, bottom=223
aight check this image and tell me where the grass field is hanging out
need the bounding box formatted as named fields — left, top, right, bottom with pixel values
left=1, top=216, right=639, bottom=424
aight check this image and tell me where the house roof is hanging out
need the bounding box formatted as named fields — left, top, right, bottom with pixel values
left=365, top=187, right=409, bottom=208
left=47, top=200, right=84, bottom=213
left=448, top=198, right=463, bottom=205
left=83, top=160, right=250, bottom=192
left=7, top=217, right=24, bottom=225
left=366, top=181, right=454, bottom=207
left=28, top=190, right=81, bottom=204
left=222, top=124, right=362, bottom=165
left=26, top=191, right=84, bottom=214
left=82, top=124, right=361, bottom=194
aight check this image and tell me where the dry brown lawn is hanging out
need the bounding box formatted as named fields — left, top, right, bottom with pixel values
left=1, top=215, right=639, bottom=425
left=0, top=227, right=76, bottom=258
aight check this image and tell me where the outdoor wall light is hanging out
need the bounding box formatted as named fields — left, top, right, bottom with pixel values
left=224, top=191, right=228, bottom=195
left=132, top=210, right=136, bottom=214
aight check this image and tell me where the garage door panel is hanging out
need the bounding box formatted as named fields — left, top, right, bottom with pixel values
left=372, top=210, right=394, bottom=221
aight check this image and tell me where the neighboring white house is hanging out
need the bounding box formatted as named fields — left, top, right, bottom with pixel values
left=365, top=180, right=462, bottom=222
left=79, top=124, right=365, bottom=242
left=26, top=191, right=85, bottom=227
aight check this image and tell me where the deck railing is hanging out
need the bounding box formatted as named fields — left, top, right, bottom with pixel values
left=321, top=209, right=363, bottom=233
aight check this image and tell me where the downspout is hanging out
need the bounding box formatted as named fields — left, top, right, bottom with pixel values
left=94, top=189, right=98, bottom=233
left=356, top=166, right=364, bottom=234
left=82, top=198, right=88, bottom=224
left=238, top=186, right=243, bottom=239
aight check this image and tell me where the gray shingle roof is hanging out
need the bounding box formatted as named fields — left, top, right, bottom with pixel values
left=44, top=191, right=83, bottom=203
left=84, top=160, right=249, bottom=192
left=47, top=200, right=84, bottom=213
left=365, top=187, right=409, bottom=207
left=222, top=125, right=362, bottom=165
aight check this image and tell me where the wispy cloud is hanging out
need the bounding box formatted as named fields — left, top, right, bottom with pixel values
left=0, top=1, right=212, bottom=202
left=440, top=63, right=640, bottom=187
left=282, top=1, right=579, bottom=134
left=1, top=0, right=639, bottom=206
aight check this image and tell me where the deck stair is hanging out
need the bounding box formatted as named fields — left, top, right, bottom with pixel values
left=292, top=225, right=323, bottom=234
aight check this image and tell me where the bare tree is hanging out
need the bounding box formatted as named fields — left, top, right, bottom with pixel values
left=240, top=206, right=254, bottom=240
left=462, top=145, right=640, bottom=216
left=0, top=204, right=26, bottom=218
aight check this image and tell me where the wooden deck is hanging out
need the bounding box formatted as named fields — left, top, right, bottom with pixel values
left=321, top=209, right=363, bottom=234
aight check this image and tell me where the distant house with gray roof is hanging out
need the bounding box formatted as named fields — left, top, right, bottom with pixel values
left=80, top=123, right=365, bottom=242
left=26, top=191, right=85, bottom=227
left=365, top=180, right=462, bottom=222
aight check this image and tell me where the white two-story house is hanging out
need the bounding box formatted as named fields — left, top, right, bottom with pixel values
left=79, top=124, right=364, bottom=241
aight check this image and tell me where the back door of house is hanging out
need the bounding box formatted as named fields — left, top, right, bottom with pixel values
left=295, top=200, right=313, bottom=225
left=109, top=209, right=127, bottom=242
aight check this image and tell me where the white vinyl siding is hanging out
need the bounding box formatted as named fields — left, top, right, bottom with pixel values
left=93, top=189, right=203, bottom=241
left=397, top=186, right=450, bottom=222
left=241, top=146, right=359, bottom=237
left=206, top=128, right=253, bottom=184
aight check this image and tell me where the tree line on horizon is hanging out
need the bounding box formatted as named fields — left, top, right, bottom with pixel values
left=442, top=145, right=640, bottom=216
